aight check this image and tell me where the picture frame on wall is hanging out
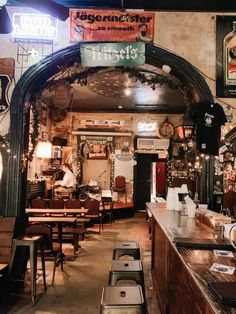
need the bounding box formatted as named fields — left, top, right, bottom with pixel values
left=40, top=106, right=48, bottom=126
left=216, top=16, right=236, bottom=98
left=88, top=143, right=108, bottom=160
left=42, top=131, right=49, bottom=141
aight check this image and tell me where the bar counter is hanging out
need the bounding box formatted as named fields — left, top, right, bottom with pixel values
left=146, top=202, right=236, bottom=314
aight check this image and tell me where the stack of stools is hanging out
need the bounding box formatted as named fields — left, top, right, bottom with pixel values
left=100, top=241, right=146, bottom=314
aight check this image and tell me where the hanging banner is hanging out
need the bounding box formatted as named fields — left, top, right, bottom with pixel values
left=70, top=9, right=155, bottom=43
left=216, top=16, right=236, bottom=97
left=80, top=42, right=145, bottom=66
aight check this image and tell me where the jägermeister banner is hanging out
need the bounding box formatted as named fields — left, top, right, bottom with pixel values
left=70, top=10, right=155, bottom=43
left=80, top=42, right=145, bottom=66
left=216, top=16, right=236, bottom=97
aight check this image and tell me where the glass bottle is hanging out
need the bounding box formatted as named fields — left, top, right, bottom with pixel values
left=223, top=21, right=236, bottom=86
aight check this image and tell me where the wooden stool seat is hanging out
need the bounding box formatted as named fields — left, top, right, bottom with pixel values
left=113, top=242, right=140, bottom=260
left=100, top=285, right=145, bottom=314
left=9, top=235, right=46, bottom=305
left=109, top=260, right=144, bottom=287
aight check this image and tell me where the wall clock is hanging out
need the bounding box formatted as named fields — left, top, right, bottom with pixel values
left=159, top=118, right=174, bottom=139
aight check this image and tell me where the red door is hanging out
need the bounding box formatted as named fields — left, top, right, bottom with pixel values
left=156, top=161, right=166, bottom=196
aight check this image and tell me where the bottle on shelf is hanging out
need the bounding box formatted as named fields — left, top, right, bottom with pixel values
left=223, top=20, right=236, bottom=86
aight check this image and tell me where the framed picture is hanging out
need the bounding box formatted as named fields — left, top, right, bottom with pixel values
left=42, top=131, right=48, bottom=141
left=40, top=106, right=47, bottom=126
left=88, top=143, right=108, bottom=159
left=216, top=16, right=236, bottom=97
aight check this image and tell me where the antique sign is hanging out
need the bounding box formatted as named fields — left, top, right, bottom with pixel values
left=216, top=16, right=236, bottom=97
left=80, top=42, right=145, bottom=66
left=12, top=13, right=58, bottom=40
left=70, top=10, right=155, bottom=42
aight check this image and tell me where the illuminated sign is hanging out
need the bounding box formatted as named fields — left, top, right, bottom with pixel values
left=12, top=13, right=58, bottom=40
left=81, top=42, right=145, bottom=66
left=138, top=121, right=157, bottom=132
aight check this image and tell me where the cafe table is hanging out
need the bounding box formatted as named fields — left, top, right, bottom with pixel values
left=25, top=208, right=88, bottom=216
left=28, top=217, right=78, bottom=252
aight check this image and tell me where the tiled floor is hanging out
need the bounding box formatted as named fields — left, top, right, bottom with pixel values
left=2, top=211, right=161, bottom=314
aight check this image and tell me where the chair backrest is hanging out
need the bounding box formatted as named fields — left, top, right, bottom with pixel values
left=0, top=217, right=16, bottom=263
left=84, top=198, right=100, bottom=215
left=31, top=198, right=46, bottom=208
left=64, top=199, right=81, bottom=209
left=48, top=198, right=64, bottom=209
left=25, top=223, right=53, bottom=251
left=115, top=176, right=126, bottom=189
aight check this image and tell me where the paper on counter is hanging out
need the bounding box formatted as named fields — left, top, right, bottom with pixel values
left=214, top=250, right=234, bottom=258
left=210, top=263, right=235, bottom=275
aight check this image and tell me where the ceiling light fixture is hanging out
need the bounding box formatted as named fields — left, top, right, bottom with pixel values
left=162, top=65, right=172, bottom=74
left=0, top=0, right=7, bottom=7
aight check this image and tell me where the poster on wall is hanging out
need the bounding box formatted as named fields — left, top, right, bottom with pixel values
left=216, top=16, right=236, bottom=97
left=70, top=10, right=155, bottom=43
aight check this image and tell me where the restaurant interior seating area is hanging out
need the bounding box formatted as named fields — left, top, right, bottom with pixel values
left=1, top=2, right=236, bottom=313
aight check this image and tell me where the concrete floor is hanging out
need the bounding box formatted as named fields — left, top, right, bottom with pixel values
left=3, top=211, right=160, bottom=314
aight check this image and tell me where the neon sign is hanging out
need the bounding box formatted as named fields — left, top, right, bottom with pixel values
left=12, top=13, right=58, bottom=40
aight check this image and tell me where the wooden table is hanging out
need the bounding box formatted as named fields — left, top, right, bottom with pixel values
left=146, top=202, right=236, bottom=314
left=28, top=217, right=77, bottom=250
left=26, top=208, right=88, bottom=216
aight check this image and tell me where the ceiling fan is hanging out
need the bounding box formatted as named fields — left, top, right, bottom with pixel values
left=0, top=0, right=69, bottom=34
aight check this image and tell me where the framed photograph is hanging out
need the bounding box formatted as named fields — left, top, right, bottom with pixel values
left=40, top=106, right=48, bottom=126
left=88, top=143, right=108, bottom=159
left=216, top=16, right=236, bottom=97
left=42, top=131, right=48, bottom=141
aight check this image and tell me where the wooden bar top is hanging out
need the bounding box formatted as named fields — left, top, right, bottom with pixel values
left=146, top=202, right=236, bottom=314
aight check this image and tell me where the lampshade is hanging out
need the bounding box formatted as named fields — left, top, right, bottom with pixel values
left=35, top=141, right=52, bottom=158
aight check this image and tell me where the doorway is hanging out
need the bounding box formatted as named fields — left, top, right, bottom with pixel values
left=134, top=153, right=158, bottom=210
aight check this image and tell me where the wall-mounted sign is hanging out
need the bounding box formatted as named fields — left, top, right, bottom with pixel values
left=12, top=13, right=58, bottom=40
left=0, top=75, right=11, bottom=113
left=216, top=16, right=236, bottom=97
left=70, top=10, right=155, bottom=43
left=81, top=42, right=145, bottom=66
left=137, top=121, right=157, bottom=133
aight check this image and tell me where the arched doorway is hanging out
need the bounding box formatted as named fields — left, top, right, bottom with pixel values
left=4, top=43, right=213, bottom=218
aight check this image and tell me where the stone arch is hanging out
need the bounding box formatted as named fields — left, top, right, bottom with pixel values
left=5, top=43, right=213, bottom=217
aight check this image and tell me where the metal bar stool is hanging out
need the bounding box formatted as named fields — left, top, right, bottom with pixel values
left=108, top=260, right=144, bottom=287
left=113, top=242, right=140, bottom=260
left=100, top=285, right=145, bottom=314
left=8, top=235, right=46, bottom=305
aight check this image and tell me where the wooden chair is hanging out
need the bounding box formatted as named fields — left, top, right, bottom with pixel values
left=25, top=223, right=63, bottom=285
left=48, top=198, right=64, bottom=209
left=64, top=199, right=81, bottom=209
left=31, top=198, right=47, bottom=216
left=31, top=198, right=47, bottom=208
left=114, top=176, right=127, bottom=202
left=63, top=198, right=86, bottom=253
left=84, top=198, right=103, bottom=233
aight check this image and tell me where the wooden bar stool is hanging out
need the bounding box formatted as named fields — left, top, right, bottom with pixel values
left=8, top=235, right=46, bottom=305
left=100, top=285, right=145, bottom=314
left=113, top=242, right=140, bottom=260
left=108, top=260, right=144, bottom=287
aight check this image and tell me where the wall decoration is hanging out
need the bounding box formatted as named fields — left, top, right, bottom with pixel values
left=51, top=80, right=73, bottom=109
left=216, top=16, right=236, bottom=97
left=158, top=117, right=174, bottom=139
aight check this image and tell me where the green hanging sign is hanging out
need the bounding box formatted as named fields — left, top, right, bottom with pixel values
left=80, top=42, right=145, bottom=66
